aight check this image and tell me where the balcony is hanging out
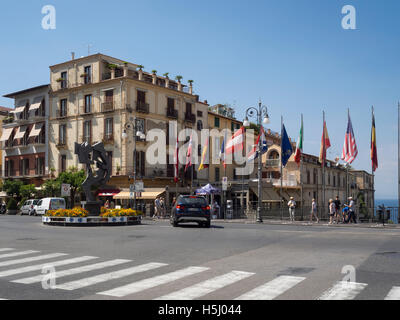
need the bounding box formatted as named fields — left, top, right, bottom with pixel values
left=101, top=102, right=114, bottom=113
left=102, top=134, right=114, bottom=145
left=136, top=101, right=149, bottom=114
left=166, top=107, right=178, bottom=119
left=265, top=159, right=280, bottom=168
left=184, top=113, right=196, bottom=123
left=57, top=110, right=68, bottom=119
left=56, top=140, right=67, bottom=149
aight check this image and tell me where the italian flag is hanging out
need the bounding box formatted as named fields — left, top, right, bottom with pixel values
left=294, top=115, right=303, bottom=165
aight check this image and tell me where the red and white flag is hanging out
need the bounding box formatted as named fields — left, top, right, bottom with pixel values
left=341, top=111, right=358, bottom=164
left=174, top=134, right=179, bottom=183
left=225, top=126, right=245, bottom=154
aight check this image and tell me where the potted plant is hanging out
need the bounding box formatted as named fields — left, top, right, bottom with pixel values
left=175, top=75, right=183, bottom=83
left=80, top=73, right=88, bottom=78
left=163, top=72, right=169, bottom=79
left=6, top=198, right=18, bottom=215
left=137, top=65, right=144, bottom=71
left=56, top=78, right=63, bottom=83
left=116, top=164, right=121, bottom=175
left=152, top=70, right=157, bottom=75
left=107, top=63, right=118, bottom=70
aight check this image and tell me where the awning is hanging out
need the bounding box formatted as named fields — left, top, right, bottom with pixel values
left=11, top=106, right=26, bottom=114
left=28, top=123, right=44, bottom=138
left=113, top=188, right=165, bottom=200
left=0, top=127, right=14, bottom=142
left=97, top=189, right=120, bottom=197
left=14, top=126, right=27, bottom=140
left=29, top=96, right=43, bottom=112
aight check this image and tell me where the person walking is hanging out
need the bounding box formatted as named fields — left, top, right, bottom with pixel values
left=288, top=197, right=296, bottom=222
left=347, top=197, right=357, bottom=224
left=334, top=196, right=341, bottom=224
left=328, top=199, right=336, bottom=225
left=154, top=196, right=161, bottom=219
left=160, top=197, right=166, bottom=218
left=310, top=198, right=319, bottom=223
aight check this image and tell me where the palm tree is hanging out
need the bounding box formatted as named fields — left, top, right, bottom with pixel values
left=175, top=75, right=183, bottom=82
left=137, top=65, right=144, bottom=71
left=188, top=80, right=194, bottom=85
left=152, top=70, right=157, bottom=75
left=163, top=72, right=169, bottom=78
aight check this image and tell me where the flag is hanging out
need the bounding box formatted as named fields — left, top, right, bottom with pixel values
left=247, top=127, right=268, bottom=162
left=174, top=134, right=179, bottom=183
left=281, top=123, right=293, bottom=167
left=341, top=111, right=358, bottom=164
left=371, top=108, right=378, bottom=172
left=198, top=136, right=209, bottom=171
left=184, top=133, right=193, bottom=172
left=225, top=126, right=245, bottom=154
left=219, top=137, right=226, bottom=168
left=294, top=116, right=303, bottom=165
left=319, top=119, right=331, bottom=167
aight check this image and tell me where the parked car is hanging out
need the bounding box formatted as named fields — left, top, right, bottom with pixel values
left=35, top=198, right=66, bottom=216
left=170, top=195, right=211, bottom=228
left=20, top=199, right=40, bottom=216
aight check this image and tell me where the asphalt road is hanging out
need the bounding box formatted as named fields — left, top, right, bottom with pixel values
left=0, top=215, right=399, bottom=300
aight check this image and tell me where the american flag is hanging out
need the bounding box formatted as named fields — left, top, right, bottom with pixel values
left=341, top=111, right=358, bottom=164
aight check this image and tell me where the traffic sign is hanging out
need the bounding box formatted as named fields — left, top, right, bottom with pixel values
left=61, top=184, right=71, bottom=197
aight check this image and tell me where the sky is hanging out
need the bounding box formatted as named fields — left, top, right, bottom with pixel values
left=0, top=0, right=399, bottom=199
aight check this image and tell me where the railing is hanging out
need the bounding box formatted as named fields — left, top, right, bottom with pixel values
left=265, top=159, right=280, bottom=167
left=184, top=113, right=196, bottom=123
left=101, top=102, right=114, bottom=113
left=57, top=110, right=68, bottom=118
left=167, top=107, right=178, bottom=119
left=136, top=101, right=149, bottom=113
left=264, top=178, right=298, bottom=187
left=56, top=140, right=67, bottom=148
left=103, top=134, right=114, bottom=144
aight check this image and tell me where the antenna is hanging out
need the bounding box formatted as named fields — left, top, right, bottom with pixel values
left=87, top=44, right=93, bottom=56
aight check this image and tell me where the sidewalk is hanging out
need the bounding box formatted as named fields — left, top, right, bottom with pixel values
left=211, top=218, right=400, bottom=229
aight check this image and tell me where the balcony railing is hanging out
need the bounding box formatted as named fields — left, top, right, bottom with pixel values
left=58, top=110, right=68, bottom=118
left=184, top=113, right=196, bottom=123
left=103, top=134, right=114, bottom=144
left=56, top=140, right=67, bottom=149
left=167, top=107, right=178, bottom=119
left=136, top=101, right=149, bottom=114
left=265, top=159, right=280, bottom=168
left=102, top=102, right=114, bottom=113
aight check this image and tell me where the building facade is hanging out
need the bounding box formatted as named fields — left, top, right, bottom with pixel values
left=1, top=85, right=50, bottom=186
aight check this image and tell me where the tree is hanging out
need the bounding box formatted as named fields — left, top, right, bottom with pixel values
left=2, top=180, right=23, bottom=198
left=56, top=167, right=85, bottom=207
left=20, top=184, right=37, bottom=199
left=42, top=179, right=61, bottom=198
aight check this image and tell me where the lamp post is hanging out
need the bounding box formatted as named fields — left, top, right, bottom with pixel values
left=122, top=117, right=145, bottom=210
left=243, top=101, right=270, bottom=223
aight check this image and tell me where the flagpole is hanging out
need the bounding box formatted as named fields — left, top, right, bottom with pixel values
left=280, top=115, right=283, bottom=220
left=300, top=113, right=304, bottom=221
left=371, top=106, right=375, bottom=220
left=322, top=111, right=326, bottom=219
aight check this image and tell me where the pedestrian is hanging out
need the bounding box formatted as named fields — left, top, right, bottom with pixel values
left=347, top=197, right=357, bottom=224
left=160, top=197, right=166, bottom=218
left=310, top=198, right=319, bottom=223
left=213, top=201, right=220, bottom=219
left=334, top=196, right=341, bottom=224
left=288, top=197, right=296, bottom=222
left=328, top=199, right=336, bottom=225
left=342, top=205, right=349, bottom=223
left=154, top=197, right=161, bottom=219
left=104, top=200, right=110, bottom=209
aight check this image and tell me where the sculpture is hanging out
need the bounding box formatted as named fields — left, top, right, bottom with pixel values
left=75, top=141, right=111, bottom=216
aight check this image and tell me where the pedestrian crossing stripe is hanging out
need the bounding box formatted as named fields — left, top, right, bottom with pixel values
left=13, top=259, right=131, bottom=284
left=56, top=262, right=168, bottom=291
left=2, top=256, right=97, bottom=278
left=0, top=253, right=68, bottom=268
left=235, top=275, right=306, bottom=300
left=0, top=250, right=40, bottom=259
left=318, top=281, right=368, bottom=300
left=155, top=270, right=255, bottom=300
left=98, top=266, right=210, bottom=297
left=384, top=286, right=400, bottom=300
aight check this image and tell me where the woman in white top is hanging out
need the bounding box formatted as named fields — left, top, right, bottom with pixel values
left=328, top=199, right=336, bottom=225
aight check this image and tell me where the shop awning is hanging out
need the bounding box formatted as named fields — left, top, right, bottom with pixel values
left=98, top=189, right=120, bottom=197
left=113, top=188, right=165, bottom=200
left=13, top=126, right=27, bottom=140
left=28, top=123, right=44, bottom=138
left=0, top=127, right=14, bottom=142
left=29, top=96, right=44, bottom=112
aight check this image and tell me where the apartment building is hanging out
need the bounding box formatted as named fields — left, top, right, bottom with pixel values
left=48, top=53, right=209, bottom=197
left=0, top=85, right=49, bottom=186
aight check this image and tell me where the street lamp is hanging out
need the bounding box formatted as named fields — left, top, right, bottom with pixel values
left=122, top=117, right=145, bottom=210
left=244, top=101, right=270, bottom=223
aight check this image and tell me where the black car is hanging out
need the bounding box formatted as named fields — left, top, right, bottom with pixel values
left=170, top=195, right=211, bottom=228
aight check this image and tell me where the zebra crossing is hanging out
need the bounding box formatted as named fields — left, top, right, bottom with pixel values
left=0, top=247, right=399, bottom=300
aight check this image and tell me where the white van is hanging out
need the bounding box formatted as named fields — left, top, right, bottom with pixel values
left=35, top=198, right=66, bottom=216
left=20, top=199, right=40, bottom=216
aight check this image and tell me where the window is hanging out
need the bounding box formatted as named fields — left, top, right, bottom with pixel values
left=197, top=120, right=203, bottom=131
left=83, top=120, right=92, bottom=143
left=135, top=151, right=146, bottom=177
left=35, top=158, right=45, bottom=175
left=60, top=99, right=67, bottom=117
left=60, top=71, right=67, bottom=88
left=60, top=155, right=67, bottom=172
left=104, top=118, right=113, bottom=140
left=105, top=90, right=114, bottom=103
left=306, top=170, right=310, bottom=184
left=84, top=66, right=91, bottom=84
left=197, top=110, right=203, bottom=117
left=215, top=167, right=220, bottom=181
left=136, top=118, right=145, bottom=141
left=185, top=103, right=192, bottom=114
left=214, top=117, right=220, bottom=128
left=167, top=98, right=175, bottom=109
left=24, top=159, right=29, bottom=176
left=106, top=151, right=113, bottom=172
left=137, top=90, right=146, bottom=103
left=84, top=95, right=92, bottom=113
left=59, top=124, right=67, bottom=145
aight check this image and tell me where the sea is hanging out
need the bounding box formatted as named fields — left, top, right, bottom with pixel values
left=375, top=199, right=398, bottom=207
